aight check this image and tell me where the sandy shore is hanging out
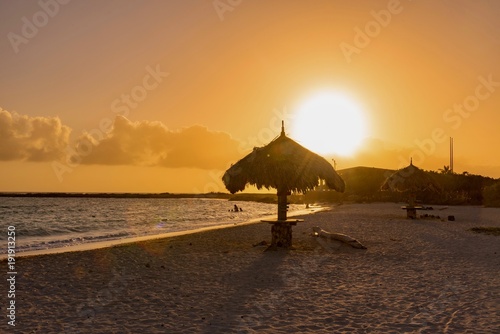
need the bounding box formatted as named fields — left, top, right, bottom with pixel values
left=2, top=203, right=499, bottom=333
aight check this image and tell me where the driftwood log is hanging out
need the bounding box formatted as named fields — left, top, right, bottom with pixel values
left=312, top=226, right=367, bottom=250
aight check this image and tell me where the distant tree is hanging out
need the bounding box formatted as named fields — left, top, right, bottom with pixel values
left=483, top=181, right=500, bottom=207
left=439, top=165, right=452, bottom=174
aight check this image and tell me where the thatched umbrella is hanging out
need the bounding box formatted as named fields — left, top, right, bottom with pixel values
left=381, top=159, right=440, bottom=217
left=223, top=121, right=345, bottom=248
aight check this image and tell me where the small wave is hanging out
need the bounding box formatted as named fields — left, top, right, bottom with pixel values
left=1, top=197, right=307, bottom=253
left=0, top=231, right=134, bottom=253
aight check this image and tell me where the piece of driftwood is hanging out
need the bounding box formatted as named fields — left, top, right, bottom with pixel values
left=312, top=226, right=367, bottom=250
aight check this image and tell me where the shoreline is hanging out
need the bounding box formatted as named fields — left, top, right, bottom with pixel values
left=1, top=206, right=328, bottom=260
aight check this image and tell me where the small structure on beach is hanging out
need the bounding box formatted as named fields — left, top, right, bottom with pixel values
left=222, top=121, right=345, bottom=249
left=381, top=159, right=440, bottom=218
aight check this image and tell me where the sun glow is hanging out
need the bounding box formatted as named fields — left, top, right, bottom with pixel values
left=290, top=91, right=368, bottom=156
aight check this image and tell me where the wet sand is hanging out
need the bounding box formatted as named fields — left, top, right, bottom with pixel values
left=2, top=203, right=499, bottom=333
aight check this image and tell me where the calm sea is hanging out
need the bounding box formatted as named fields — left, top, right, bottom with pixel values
left=0, top=197, right=305, bottom=253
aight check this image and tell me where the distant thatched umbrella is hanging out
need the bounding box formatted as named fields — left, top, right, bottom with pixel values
left=381, top=159, right=440, bottom=193
left=223, top=121, right=345, bottom=248
left=381, top=159, right=440, bottom=217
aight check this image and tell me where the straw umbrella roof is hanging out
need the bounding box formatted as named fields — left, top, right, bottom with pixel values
left=223, top=124, right=345, bottom=194
left=380, top=160, right=441, bottom=193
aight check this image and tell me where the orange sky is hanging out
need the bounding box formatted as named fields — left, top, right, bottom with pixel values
left=1, top=0, right=499, bottom=193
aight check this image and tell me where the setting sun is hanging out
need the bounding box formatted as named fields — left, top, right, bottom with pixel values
left=290, top=91, right=368, bottom=156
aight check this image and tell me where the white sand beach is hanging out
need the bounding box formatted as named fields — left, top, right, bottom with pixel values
left=2, top=203, right=499, bottom=333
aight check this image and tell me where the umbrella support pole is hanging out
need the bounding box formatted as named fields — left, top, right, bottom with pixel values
left=262, top=219, right=303, bottom=250
left=275, top=193, right=292, bottom=249
left=271, top=223, right=293, bottom=249
left=262, top=191, right=304, bottom=250
left=277, top=194, right=288, bottom=221
left=406, top=207, right=417, bottom=219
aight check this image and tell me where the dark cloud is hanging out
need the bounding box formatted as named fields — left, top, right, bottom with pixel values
left=0, top=108, right=70, bottom=161
left=78, top=116, right=241, bottom=169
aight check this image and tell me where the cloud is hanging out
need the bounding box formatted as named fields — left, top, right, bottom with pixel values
left=77, top=116, right=241, bottom=169
left=0, top=108, right=70, bottom=161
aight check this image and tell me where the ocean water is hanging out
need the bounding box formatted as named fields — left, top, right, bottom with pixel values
left=0, top=197, right=305, bottom=253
